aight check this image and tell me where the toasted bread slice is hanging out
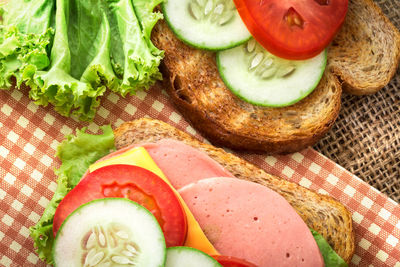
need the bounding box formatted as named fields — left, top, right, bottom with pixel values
left=328, top=0, right=400, bottom=95
left=114, top=118, right=355, bottom=263
left=151, top=20, right=342, bottom=154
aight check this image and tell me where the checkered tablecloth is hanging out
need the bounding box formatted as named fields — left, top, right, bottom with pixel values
left=0, top=84, right=399, bottom=266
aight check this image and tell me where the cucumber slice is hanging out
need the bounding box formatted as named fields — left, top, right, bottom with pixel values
left=53, top=198, right=166, bottom=267
left=166, top=247, right=222, bottom=267
left=162, top=0, right=251, bottom=50
left=217, top=39, right=327, bottom=107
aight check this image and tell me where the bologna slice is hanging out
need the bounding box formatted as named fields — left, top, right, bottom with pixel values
left=178, top=177, right=324, bottom=267
left=89, top=139, right=234, bottom=189
left=141, top=139, right=234, bottom=189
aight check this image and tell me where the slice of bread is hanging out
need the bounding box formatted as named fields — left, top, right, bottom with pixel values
left=328, top=0, right=400, bottom=95
left=151, top=20, right=342, bottom=154
left=114, top=118, right=355, bottom=263
left=150, top=0, right=399, bottom=153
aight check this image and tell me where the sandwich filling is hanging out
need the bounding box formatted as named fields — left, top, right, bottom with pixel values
left=30, top=126, right=348, bottom=266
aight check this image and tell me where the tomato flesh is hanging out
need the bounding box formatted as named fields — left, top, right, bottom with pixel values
left=233, top=0, right=348, bottom=60
left=102, top=182, right=164, bottom=226
left=212, top=255, right=258, bottom=267
left=53, top=164, right=187, bottom=247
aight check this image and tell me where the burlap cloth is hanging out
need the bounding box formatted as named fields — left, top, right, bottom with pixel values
left=314, top=0, right=400, bottom=202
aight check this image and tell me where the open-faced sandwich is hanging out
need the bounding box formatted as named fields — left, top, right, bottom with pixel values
left=1, top=0, right=399, bottom=153
left=31, top=118, right=354, bottom=266
left=152, top=0, right=400, bottom=153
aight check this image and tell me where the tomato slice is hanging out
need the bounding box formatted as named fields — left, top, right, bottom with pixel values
left=212, top=255, right=258, bottom=267
left=53, top=164, right=187, bottom=247
left=233, top=0, right=348, bottom=60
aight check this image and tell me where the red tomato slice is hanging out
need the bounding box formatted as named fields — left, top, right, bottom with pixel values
left=212, top=255, right=258, bottom=267
left=233, top=0, right=348, bottom=60
left=53, top=164, right=187, bottom=247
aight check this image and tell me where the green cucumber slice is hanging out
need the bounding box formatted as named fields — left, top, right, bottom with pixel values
left=162, top=0, right=251, bottom=50
left=53, top=198, right=166, bottom=267
left=217, top=39, right=327, bottom=107
left=165, top=247, right=222, bottom=267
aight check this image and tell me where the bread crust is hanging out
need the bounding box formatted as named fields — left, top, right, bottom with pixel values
left=114, top=118, right=355, bottom=263
left=328, top=0, right=400, bottom=95
left=152, top=21, right=342, bottom=154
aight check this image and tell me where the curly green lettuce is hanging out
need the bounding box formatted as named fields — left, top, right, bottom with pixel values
left=1, top=0, right=164, bottom=121
left=29, top=125, right=115, bottom=264
left=0, top=0, right=54, bottom=88
left=311, top=229, right=348, bottom=267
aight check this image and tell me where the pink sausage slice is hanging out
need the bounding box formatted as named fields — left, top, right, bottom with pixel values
left=178, top=177, right=324, bottom=267
left=141, top=139, right=234, bottom=189
left=87, top=139, right=234, bottom=189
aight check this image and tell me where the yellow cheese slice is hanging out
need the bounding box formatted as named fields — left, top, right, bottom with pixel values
left=90, top=147, right=219, bottom=255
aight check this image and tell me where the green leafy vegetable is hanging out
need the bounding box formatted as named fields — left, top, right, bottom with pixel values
left=131, top=0, right=165, bottom=57
left=311, top=229, right=348, bottom=267
left=107, top=0, right=164, bottom=96
left=0, top=0, right=54, bottom=88
left=29, top=125, right=115, bottom=264
left=1, top=0, right=164, bottom=121
left=2, top=0, right=55, bottom=34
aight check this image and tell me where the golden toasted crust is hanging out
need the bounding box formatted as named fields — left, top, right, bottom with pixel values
left=151, top=20, right=342, bottom=154
left=114, top=118, right=355, bottom=263
left=328, top=0, right=400, bottom=95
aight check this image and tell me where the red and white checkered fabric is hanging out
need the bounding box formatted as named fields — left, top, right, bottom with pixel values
left=1, top=84, right=399, bottom=266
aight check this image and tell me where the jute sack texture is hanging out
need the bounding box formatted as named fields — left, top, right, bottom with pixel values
left=315, top=0, right=400, bottom=202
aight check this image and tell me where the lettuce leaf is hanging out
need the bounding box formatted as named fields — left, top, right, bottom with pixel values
left=29, top=125, right=115, bottom=264
left=1, top=0, right=55, bottom=34
left=311, top=229, right=348, bottom=267
left=1, top=0, right=164, bottom=121
left=0, top=0, right=54, bottom=88
left=131, top=0, right=164, bottom=55
left=27, top=0, right=111, bottom=121
left=107, top=0, right=164, bottom=96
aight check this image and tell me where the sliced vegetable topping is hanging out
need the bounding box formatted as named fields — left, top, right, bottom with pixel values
left=166, top=246, right=222, bottom=267
left=233, top=0, right=348, bottom=59
left=217, top=39, right=326, bottom=107
left=53, top=165, right=187, bottom=248
left=53, top=198, right=166, bottom=267
left=89, top=145, right=220, bottom=255
left=162, top=0, right=251, bottom=50
left=30, top=126, right=115, bottom=264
